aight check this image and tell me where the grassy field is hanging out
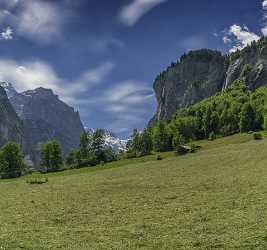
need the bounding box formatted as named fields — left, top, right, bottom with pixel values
left=1, top=133, right=267, bottom=249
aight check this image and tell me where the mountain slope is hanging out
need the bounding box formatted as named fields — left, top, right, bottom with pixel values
left=151, top=38, right=267, bottom=123
left=10, top=87, right=84, bottom=163
left=0, top=86, right=24, bottom=147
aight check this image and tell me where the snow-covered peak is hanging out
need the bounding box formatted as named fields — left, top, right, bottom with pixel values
left=0, top=82, right=18, bottom=98
left=85, top=128, right=128, bottom=152
left=103, top=131, right=128, bottom=152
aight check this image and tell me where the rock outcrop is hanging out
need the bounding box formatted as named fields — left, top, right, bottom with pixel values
left=0, top=86, right=24, bottom=147
left=9, top=87, right=84, bottom=163
left=151, top=39, right=267, bottom=123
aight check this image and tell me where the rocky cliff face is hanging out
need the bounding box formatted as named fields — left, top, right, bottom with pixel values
left=9, top=87, right=84, bottom=163
left=151, top=39, right=267, bottom=123
left=0, top=86, right=24, bottom=147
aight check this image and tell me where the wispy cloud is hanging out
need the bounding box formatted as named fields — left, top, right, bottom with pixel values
left=119, top=0, right=168, bottom=26
left=222, top=24, right=260, bottom=52
left=0, top=59, right=115, bottom=101
left=87, top=80, right=155, bottom=134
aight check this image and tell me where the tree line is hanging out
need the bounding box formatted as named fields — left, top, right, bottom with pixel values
left=0, top=129, right=118, bottom=178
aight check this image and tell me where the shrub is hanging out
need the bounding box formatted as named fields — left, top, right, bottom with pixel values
left=253, top=132, right=263, bottom=140
left=26, top=177, right=48, bottom=185
left=208, top=132, right=216, bottom=141
left=126, top=152, right=137, bottom=159
left=176, top=145, right=189, bottom=155
left=157, top=155, right=163, bottom=160
left=189, top=144, right=198, bottom=153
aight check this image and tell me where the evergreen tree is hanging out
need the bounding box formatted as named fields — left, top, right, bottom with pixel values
left=264, top=104, right=267, bottom=131
left=0, top=142, right=27, bottom=179
left=153, top=122, right=172, bottom=152
left=79, top=132, right=90, bottom=158
left=91, top=129, right=105, bottom=161
left=139, top=129, right=153, bottom=155
left=239, top=103, right=255, bottom=132
left=203, top=105, right=213, bottom=137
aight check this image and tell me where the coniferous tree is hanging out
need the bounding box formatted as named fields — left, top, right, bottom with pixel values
left=79, top=132, right=90, bottom=158
left=153, top=122, right=172, bottom=152
left=240, top=103, right=255, bottom=132
left=91, top=129, right=105, bottom=161
left=139, top=129, right=153, bottom=155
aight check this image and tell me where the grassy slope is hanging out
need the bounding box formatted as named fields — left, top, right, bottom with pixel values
left=1, top=134, right=267, bottom=249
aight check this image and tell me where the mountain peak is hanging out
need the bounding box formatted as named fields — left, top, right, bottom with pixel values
left=0, top=82, right=18, bottom=99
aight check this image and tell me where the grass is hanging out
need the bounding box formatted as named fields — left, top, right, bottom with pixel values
left=1, top=133, right=267, bottom=249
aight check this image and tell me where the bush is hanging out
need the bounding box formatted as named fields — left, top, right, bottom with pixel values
left=253, top=132, right=263, bottom=140
left=175, top=145, right=189, bottom=155
left=189, top=144, right=198, bottom=153
left=26, top=177, right=48, bottom=185
left=208, top=132, right=216, bottom=141
left=126, top=152, right=137, bottom=159
left=157, top=155, right=163, bottom=160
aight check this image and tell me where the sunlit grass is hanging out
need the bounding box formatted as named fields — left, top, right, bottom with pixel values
left=1, top=133, right=267, bottom=249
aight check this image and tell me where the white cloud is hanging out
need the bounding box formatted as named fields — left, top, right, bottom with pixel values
left=119, top=0, right=168, bottom=26
left=0, top=58, right=154, bottom=135
left=0, top=59, right=115, bottom=100
left=223, top=25, right=260, bottom=52
left=1, top=26, right=13, bottom=40
left=17, top=0, right=62, bottom=43
left=0, top=0, right=63, bottom=43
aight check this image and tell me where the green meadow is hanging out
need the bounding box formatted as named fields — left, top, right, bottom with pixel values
left=1, top=133, right=267, bottom=249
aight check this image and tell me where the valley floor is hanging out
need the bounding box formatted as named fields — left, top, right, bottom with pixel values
left=1, top=134, right=267, bottom=249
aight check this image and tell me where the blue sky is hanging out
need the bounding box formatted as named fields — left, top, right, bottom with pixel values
left=0, top=0, right=265, bottom=137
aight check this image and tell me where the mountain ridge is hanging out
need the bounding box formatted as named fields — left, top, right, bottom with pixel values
left=150, top=38, right=267, bottom=124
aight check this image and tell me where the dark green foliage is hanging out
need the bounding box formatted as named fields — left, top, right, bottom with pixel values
left=239, top=103, right=255, bottom=132
left=153, top=122, right=172, bottom=152
left=68, top=129, right=117, bottom=169
left=209, top=132, right=216, bottom=141
left=26, top=177, right=48, bottom=185
left=157, top=155, right=163, bottom=160
left=127, top=128, right=153, bottom=157
left=41, top=140, right=63, bottom=173
left=175, top=145, right=190, bottom=155
left=91, top=129, right=106, bottom=161
left=0, top=142, right=27, bottom=179
left=65, top=150, right=77, bottom=166
left=253, top=132, right=263, bottom=140
left=79, top=132, right=91, bottom=158
left=148, top=79, right=267, bottom=151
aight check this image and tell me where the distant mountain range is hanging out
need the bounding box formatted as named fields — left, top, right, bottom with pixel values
left=0, top=83, right=127, bottom=167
